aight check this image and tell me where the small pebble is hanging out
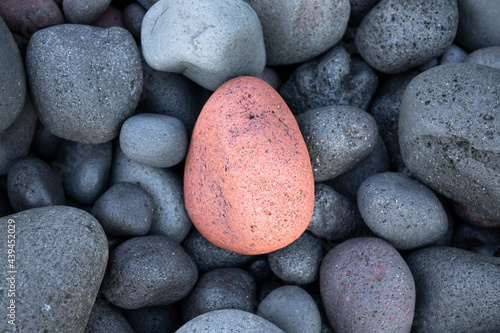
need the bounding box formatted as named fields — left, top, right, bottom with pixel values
left=244, top=255, right=274, bottom=284
left=123, top=3, right=146, bottom=38
left=439, top=43, right=468, bottom=65
left=63, top=0, right=111, bottom=24
left=125, top=305, right=181, bottom=333
left=92, top=5, right=124, bottom=28
left=463, top=46, right=500, bottom=69
left=0, top=0, right=63, bottom=34
left=84, top=300, right=134, bottom=333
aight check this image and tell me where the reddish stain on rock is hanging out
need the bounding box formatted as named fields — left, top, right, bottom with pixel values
left=184, top=76, right=315, bottom=255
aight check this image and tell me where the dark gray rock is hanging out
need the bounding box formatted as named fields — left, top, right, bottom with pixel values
left=63, top=0, right=111, bottom=24
left=280, top=46, right=378, bottom=114
left=455, top=0, right=500, bottom=51
left=176, top=309, right=284, bottom=333
left=136, top=0, right=158, bottom=10
left=102, top=235, right=198, bottom=309
left=141, top=0, right=265, bottom=91
left=119, top=113, right=188, bottom=168
left=257, top=285, right=321, bottom=333
left=244, top=255, right=274, bottom=284
left=0, top=95, right=37, bottom=175
left=181, top=268, right=256, bottom=322
left=355, top=0, right=458, bottom=73
left=31, top=121, right=64, bottom=161
left=126, top=305, right=181, bottom=333
left=349, top=0, right=381, bottom=25
left=406, top=246, right=500, bottom=333
left=84, top=301, right=134, bottom=333
left=111, top=147, right=191, bottom=243
left=320, top=237, right=415, bottom=333
left=92, top=182, right=154, bottom=237
left=439, top=43, right=468, bottom=65
left=26, top=24, right=142, bottom=143
left=464, top=46, right=500, bottom=69
left=54, top=140, right=112, bottom=205
left=307, top=183, right=365, bottom=242
left=357, top=172, right=448, bottom=250
left=452, top=201, right=499, bottom=228
left=399, top=63, right=500, bottom=224
left=0, top=206, right=108, bottom=332
left=453, top=221, right=500, bottom=257
left=268, top=231, right=323, bottom=285
left=296, top=105, right=379, bottom=182
left=0, top=16, right=25, bottom=134
left=243, top=0, right=350, bottom=65
left=7, top=156, right=65, bottom=212
left=123, top=3, right=146, bottom=38
left=182, top=228, right=253, bottom=273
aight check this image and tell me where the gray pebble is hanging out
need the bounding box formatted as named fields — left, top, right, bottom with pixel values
left=63, top=0, right=112, bottom=24
left=176, top=309, right=284, bottom=333
left=84, top=301, right=134, bottom=333
left=182, top=228, right=253, bottom=273
left=455, top=0, right=500, bottom=51
left=463, top=46, right=500, bottom=69
left=257, top=285, right=321, bottom=333
left=7, top=156, right=65, bottom=212
left=123, top=3, right=146, bottom=38
left=406, top=246, right=500, bottom=333
left=357, top=172, right=448, bottom=250
left=296, top=105, right=379, bottom=182
left=439, top=43, right=468, bottom=65
left=54, top=141, right=112, bottom=205
left=181, top=268, right=256, bottom=322
left=0, top=206, right=108, bottom=332
left=101, top=235, right=198, bottom=309
left=258, top=67, right=282, bottom=91
left=0, top=16, right=25, bottom=134
left=452, top=201, right=499, bottom=228
left=26, top=24, right=142, bottom=143
left=280, top=46, right=378, bottom=114
left=243, top=0, right=350, bottom=65
left=355, top=0, right=458, bottom=73
left=268, top=231, right=323, bottom=285
left=141, top=0, right=265, bottom=91
left=120, top=113, right=188, bottom=168
left=31, top=121, right=64, bottom=161
left=136, top=0, right=157, bottom=9
left=399, top=63, right=500, bottom=224
left=111, top=147, right=191, bottom=242
left=92, top=182, right=154, bottom=237
left=126, top=305, right=181, bottom=333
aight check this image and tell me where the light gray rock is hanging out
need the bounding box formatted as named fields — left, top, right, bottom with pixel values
left=27, top=24, right=143, bottom=143
left=439, top=43, right=468, bottom=65
left=141, top=0, right=265, bottom=91
left=355, top=0, right=458, bottom=73
left=463, top=46, right=500, bottom=69
left=455, top=0, right=500, bottom=51
left=63, top=0, right=112, bottom=24
left=399, top=63, right=500, bottom=224
left=243, top=0, right=350, bottom=65
left=84, top=301, right=135, bottom=333
left=0, top=206, right=108, bottom=332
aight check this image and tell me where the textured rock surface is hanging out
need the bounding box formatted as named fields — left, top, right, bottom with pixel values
left=455, top=0, right=500, bottom=51
left=399, top=63, right=500, bottom=223
left=184, top=76, right=314, bottom=255
left=0, top=206, right=108, bottom=332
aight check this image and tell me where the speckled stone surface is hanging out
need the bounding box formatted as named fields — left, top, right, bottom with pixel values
left=184, top=76, right=314, bottom=255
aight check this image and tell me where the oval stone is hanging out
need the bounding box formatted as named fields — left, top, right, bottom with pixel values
left=184, top=76, right=314, bottom=255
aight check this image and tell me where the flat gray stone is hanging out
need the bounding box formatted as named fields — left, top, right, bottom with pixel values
left=455, top=0, right=500, bottom=51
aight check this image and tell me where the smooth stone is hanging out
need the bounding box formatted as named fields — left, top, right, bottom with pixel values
left=268, top=231, right=323, bottom=285
left=357, top=172, right=449, bottom=250
left=0, top=95, right=37, bottom=176
left=320, top=237, right=415, bottom=333
left=369, top=71, right=419, bottom=171
left=120, top=113, right=188, bottom=168
left=463, top=46, right=500, bottom=69
left=399, top=63, right=500, bottom=223
left=111, top=147, right=191, bottom=243
left=452, top=201, right=499, bottom=228
left=84, top=301, right=134, bottom=333
left=63, top=0, right=111, bottom=24
left=123, top=3, right=146, bottom=38
left=453, top=221, right=500, bottom=257
left=141, top=0, right=265, bottom=91
left=176, top=309, right=284, bottom=333
left=455, top=0, right=500, bottom=51
left=92, top=5, right=124, bottom=29
left=31, top=121, right=63, bottom=161
left=182, top=228, right=254, bottom=273
left=257, top=285, right=321, bottom=333
left=181, top=268, right=256, bottom=322
left=92, top=182, right=154, bottom=237
left=0, top=0, right=63, bottom=34
left=296, top=105, right=379, bottom=182
left=307, top=183, right=365, bottom=242
left=406, top=246, right=500, bottom=332
left=355, top=0, right=458, bottom=73
left=26, top=24, right=142, bottom=143
left=101, top=235, right=198, bottom=309
left=280, top=46, right=378, bottom=114
left=0, top=206, right=108, bottom=332
left=7, top=156, right=65, bottom=212
left=54, top=141, right=112, bottom=205
left=0, top=16, right=26, bottom=133
left=439, top=43, right=468, bottom=65
left=137, top=0, right=157, bottom=9
left=243, top=0, right=350, bottom=65
left=126, top=305, right=181, bottom=333
left=417, top=58, right=439, bottom=72
left=349, top=0, right=381, bottom=25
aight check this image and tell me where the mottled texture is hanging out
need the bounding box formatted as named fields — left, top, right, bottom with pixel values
left=84, top=301, right=134, bottom=333
left=184, top=76, right=314, bottom=255
left=243, top=0, right=350, bottom=65
left=0, top=0, right=63, bottom=34
left=399, top=64, right=500, bottom=223
left=406, top=246, right=500, bottom=332
left=26, top=24, right=142, bottom=143
left=296, top=105, right=379, bottom=182
left=355, top=0, right=459, bottom=73
left=455, top=0, right=500, bottom=51
left=63, top=0, right=111, bottom=24
left=464, top=46, right=500, bottom=69
left=320, top=237, right=415, bottom=333
left=0, top=206, right=108, bottom=332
